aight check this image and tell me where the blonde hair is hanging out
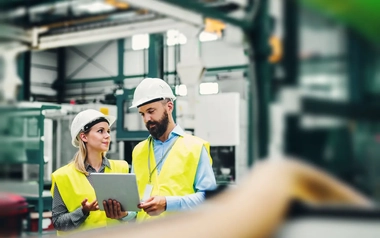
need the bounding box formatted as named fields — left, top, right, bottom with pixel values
left=72, top=132, right=106, bottom=176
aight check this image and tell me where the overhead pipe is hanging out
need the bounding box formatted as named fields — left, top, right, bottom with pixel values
left=0, top=24, right=32, bottom=43
left=36, top=17, right=189, bottom=50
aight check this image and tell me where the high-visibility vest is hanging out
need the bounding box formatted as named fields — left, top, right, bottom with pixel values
left=51, top=159, right=129, bottom=236
left=132, top=134, right=211, bottom=221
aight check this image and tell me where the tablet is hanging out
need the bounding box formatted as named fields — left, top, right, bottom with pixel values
left=91, top=173, right=141, bottom=212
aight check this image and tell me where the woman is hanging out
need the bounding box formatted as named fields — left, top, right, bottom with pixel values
left=51, top=109, right=134, bottom=236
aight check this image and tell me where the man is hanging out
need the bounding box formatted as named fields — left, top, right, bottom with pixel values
left=131, top=77, right=217, bottom=221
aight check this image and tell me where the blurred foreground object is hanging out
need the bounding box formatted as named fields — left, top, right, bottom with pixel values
left=277, top=200, right=380, bottom=238
left=73, top=158, right=373, bottom=238
left=299, top=0, right=380, bottom=45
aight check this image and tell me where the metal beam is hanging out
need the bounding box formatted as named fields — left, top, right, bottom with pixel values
left=56, top=47, right=65, bottom=103
left=37, top=18, right=188, bottom=50
left=17, top=51, right=31, bottom=101
left=66, top=76, right=117, bottom=84
left=245, top=0, right=271, bottom=165
left=144, top=0, right=251, bottom=30
left=0, top=24, right=32, bottom=43
left=116, top=39, right=125, bottom=84
left=148, top=34, right=164, bottom=78
left=66, top=65, right=249, bottom=84
left=0, top=0, right=71, bottom=10
left=125, top=0, right=204, bottom=27
left=283, top=0, right=299, bottom=86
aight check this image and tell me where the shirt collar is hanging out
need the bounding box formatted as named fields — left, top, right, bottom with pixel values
left=171, top=124, right=185, bottom=136
left=85, top=156, right=111, bottom=170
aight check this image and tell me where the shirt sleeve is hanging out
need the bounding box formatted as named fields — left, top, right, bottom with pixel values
left=166, top=146, right=217, bottom=211
left=119, top=211, right=137, bottom=222
left=52, top=185, right=89, bottom=231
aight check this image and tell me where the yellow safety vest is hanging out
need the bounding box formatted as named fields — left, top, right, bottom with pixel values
left=132, top=134, right=212, bottom=221
left=51, top=159, right=129, bottom=236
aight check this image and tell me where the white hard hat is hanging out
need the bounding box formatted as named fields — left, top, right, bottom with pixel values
left=70, top=109, right=116, bottom=148
left=130, top=78, right=176, bottom=108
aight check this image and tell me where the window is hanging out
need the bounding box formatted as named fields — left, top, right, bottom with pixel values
left=175, top=84, right=188, bottom=96
left=199, top=82, right=219, bottom=95
left=132, top=34, right=149, bottom=50
left=166, top=30, right=187, bottom=46
left=199, top=31, right=219, bottom=42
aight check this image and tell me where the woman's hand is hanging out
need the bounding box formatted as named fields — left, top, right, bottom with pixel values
left=81, top=198, right=99, bottom=215
left=103, top=199, right=128, bottom=219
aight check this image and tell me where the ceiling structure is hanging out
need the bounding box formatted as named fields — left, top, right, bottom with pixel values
left=0, top=0, right=244, bottom=50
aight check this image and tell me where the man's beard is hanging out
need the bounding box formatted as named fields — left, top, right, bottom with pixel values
left=146, top=110, right=169, bottom=140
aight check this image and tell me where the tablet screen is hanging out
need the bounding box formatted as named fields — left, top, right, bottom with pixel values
left=90, top=173, right=141, bottom=212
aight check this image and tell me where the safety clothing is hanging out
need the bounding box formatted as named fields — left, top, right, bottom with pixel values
left=51, top=159, right=129, bottom=236
left=130, top=78, right=176, bottom=108
left=70, top=109, right=116, bottom=148
left=132, top=134, right=211, bottom=221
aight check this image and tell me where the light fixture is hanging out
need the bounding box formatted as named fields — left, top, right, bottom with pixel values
left=199, top=82, right=219, bottom=95
left=175, top=84, right=188, bottom=96
left=76, top=1, right=115, bottom=14
left=132, top=34, right=149, bottom=50
left=199, top=31, right=219, bottom=42
left=166, top=29, right=187, bottom=46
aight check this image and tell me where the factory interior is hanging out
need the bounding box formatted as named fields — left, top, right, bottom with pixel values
left=0, top=0, right=380, bottom=237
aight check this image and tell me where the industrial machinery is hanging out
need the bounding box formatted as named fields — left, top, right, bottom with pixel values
left=195, top=92, right=248, bottom=184
left=1, top=0, right=380, bottom=237
left=0, top=103, right=61, bottom=234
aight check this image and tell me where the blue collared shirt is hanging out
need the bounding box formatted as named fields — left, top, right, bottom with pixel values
left=132, top=125, right=216, bottom=211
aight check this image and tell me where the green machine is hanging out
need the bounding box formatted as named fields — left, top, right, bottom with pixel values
left=0, top=104, right=61, bottom=235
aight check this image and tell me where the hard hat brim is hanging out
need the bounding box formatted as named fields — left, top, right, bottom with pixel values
left=129, top=96, right=176, bottom=109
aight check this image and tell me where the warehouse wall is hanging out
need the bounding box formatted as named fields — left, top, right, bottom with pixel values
left=27, top=0, right=347, bottom=105
left=62, top=37, right=248, bottom=102
left=30, top=50, right=58, bottom=100
left=66, top=41, right=118, bottom=79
